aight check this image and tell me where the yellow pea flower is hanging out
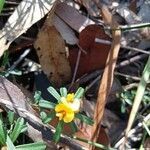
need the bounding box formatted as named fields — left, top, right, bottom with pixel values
left=55, top=93, right=81, bottom=123
left=55, top=102, right=75, bottom=123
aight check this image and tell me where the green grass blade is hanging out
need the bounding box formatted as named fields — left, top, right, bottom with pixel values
left=0, top=0, right=5, bottom=13
left=16, top=142, right=46, bottom=150
left=0, top=114, right=7, bottom=145
left=125, top=56, right=150, bottom=136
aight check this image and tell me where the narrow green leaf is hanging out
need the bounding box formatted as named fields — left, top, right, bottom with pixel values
left=53, top=121, right=64, bottom=143
left=34, top=91, right=42, bottom=103
left=20, top=125, right=27, bottom=133
left=16, top=142, right=46, bottom=150
left=9, top=118, right=25, bottom=143
left=0, top=114, right=6, bottom=145
left=1, top=51, right=9, bottom=67
left=69, top=121, right=78, bottom=134
left=39, top=100, right=56, bottom=109
left=6, top=135, right=16, bottom=150
left=0, top=0, right=5, bottom=13
left=124, top=98, right=133, bottom=106
left=60, top=87, right=67, bottom=97
left=74, top=87, right=84, bottom=99
left=47, top=87, right=61, bottom=102
left=143, top=121, right=150, bottom=136
left=8, top=111, right=15, bottom=125
left=75, top=113, right=94, bottom=126
left=40, top=111, right=55, bottom=124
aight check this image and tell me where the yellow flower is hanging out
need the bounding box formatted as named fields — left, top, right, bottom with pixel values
left=55, top=102, right=75, bottom=123
left=60, top=95, right=80, bottom=113
left=66, top=93, right=74, bottom=102
left=55, top=93, right=81, bottom=123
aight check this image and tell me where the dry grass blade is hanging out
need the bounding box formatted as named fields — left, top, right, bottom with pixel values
left=90, top=5, right=121, bottom=150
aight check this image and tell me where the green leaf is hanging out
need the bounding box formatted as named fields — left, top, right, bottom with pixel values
left=0, top=0, right=5, bottom=13
left=1, top=51, right=9, bottom=67
left=9, top=118, right=25, bottom=143
left=8, top=111, right=15, bottom=125
left=75, top=113, right=94, bottom=126
left=40, top=111, right=55, bottom=124
left=69, top=121, right=78, bottom=134
left=39, top=100, right=56, bottom=109
left=47, top=87, right=61, bottom=102
left=20, top=125, right=27, bottom=133
left=121, top=101, right=126, bottom=113
left=6, top=135, right=16, bottom=150
left=74, top=87, right=84, bottom=99
left=124, top=98, right=133, bottom=106
left=53, top=121, right=64, bottom=143
left=0, top=114, right=7, bottom=145
left=34, top=91, right=42, bottom=103
left=16, top=142, right=46, bottom=150
left=60, top=87, right=67, bottom=97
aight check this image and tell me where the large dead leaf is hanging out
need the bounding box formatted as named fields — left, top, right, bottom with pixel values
left=0, top=0, right=57, bottom=57
left=69, top=24, right=111, bottom=77
left=34, top=16, right=71, bottom=87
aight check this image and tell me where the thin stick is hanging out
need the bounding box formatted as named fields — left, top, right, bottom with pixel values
left=95, top=38, right=150, bottom=55
left=69, top=49, right=81, bottom=89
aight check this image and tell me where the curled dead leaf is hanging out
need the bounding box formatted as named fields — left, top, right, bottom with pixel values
left=69, top=25, right=111, bottom=77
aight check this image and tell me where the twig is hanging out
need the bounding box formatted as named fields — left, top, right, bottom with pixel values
left=95, top=38, right=150, bottom=55
left=7, top=48, right=31, bottom=73
left=115, top=72, right=141, bottom=81
left=5, top=1, right=19, bottom=5
left=105, top=23, right=150, bottom=31
left=116, top=54, right=147, bottom=68
left=122, top=83, right=139, bottom=90
left=69, top=49, right=81, bottom=89
left=114, top=113, right=150, bottom=148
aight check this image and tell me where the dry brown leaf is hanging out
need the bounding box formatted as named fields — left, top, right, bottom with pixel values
left=55, top=2, right=94, bottom=32
left=69, top=24, right=111, bottom=77
left=0, top=0, right=57, bottom=57
left=90, top=5, right=121, bottom=150
left=34, top=13, right=71, bottom=87
left=53, top=14, right=78, bottom=45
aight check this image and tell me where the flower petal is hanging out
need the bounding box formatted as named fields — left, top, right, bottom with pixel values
left=63, top=111, right=74, bottom=123
left=69, top=99, right=80, bottom=112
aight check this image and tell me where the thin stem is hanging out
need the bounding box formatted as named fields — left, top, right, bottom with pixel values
left=73, top=136, right=116, bottom=150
